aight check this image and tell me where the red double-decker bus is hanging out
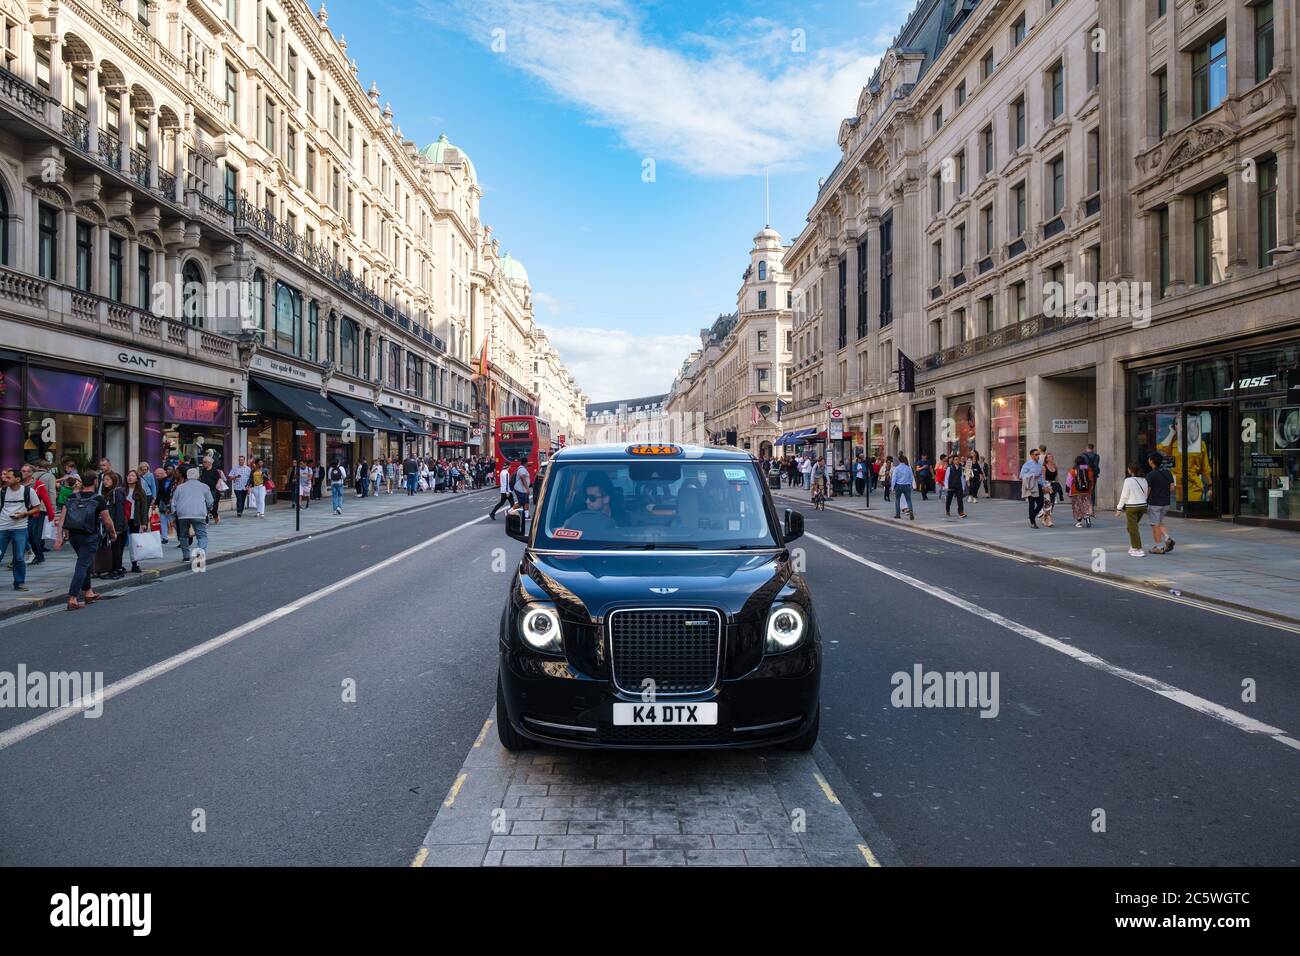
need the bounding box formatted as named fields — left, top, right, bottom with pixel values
left=495, top=415, right=552, bottom=477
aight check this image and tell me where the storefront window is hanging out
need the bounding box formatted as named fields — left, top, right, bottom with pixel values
left=948, top=401, right=975, bottom=457
left=1186, top=357, right=1231, bottom=401
left=23, top=412, right=95, bottom=473
left=1239, top=396, right=1298, bottom=521
left=1131, top=365, right=1180, bottom=407
left=989, top=393, right=1026, bottom=482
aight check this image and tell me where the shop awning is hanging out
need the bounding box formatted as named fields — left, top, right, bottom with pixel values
left=248, top=376, right=374, bottom=435
left=785, top=427, right=817, bottom=445
left=381, top=406, right=430, bottom=436
left=329, top=395, right=402, bottom=434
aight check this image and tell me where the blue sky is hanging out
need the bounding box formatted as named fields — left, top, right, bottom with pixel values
left=329, top=0, right=917, bottom=400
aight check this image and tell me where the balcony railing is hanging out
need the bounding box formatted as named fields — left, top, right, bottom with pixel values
left=0, top=66, right=48, bottom=120
left=62, top=109, right=90, bottom=152
left=918, top=308, right=1093, bottom=372
left=130, top=147, right=149, bottom=186
left=98, top=128, right=122, bottom=170
left=0, top=264, right=238, bottom=364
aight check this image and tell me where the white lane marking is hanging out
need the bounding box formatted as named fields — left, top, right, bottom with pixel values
left=0, top=489, right=494, bottom=632
left=782, top=492, right=1300, bottom=635
left=0, top=515, right=491, bottom=753
left=806, top=532, right=1300, bottom=751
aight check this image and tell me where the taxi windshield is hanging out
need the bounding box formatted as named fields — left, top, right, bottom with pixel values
left=535, top=459, right=777, bottom=550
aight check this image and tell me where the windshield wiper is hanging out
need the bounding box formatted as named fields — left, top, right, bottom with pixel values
left=629, top=543, right=699, bottom=550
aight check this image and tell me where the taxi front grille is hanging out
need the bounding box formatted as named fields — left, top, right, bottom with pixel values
left=608, top=608, right=721, bottom=696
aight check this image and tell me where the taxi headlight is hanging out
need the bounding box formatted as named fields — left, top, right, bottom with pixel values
left=518, top=604, right=563, bottom=653
left=765, top=604, right=806, bottom=653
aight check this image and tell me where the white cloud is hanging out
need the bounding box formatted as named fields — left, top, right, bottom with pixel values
left=428, top=0, right=882, bottom=177
left=541, top=324, right=697, bottom=402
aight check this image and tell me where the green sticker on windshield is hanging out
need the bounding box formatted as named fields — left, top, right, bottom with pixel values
left=724, top=468, right=747, bottom=481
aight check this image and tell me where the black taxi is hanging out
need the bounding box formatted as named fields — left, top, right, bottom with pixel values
left=497, top=442, right=820, bottom=750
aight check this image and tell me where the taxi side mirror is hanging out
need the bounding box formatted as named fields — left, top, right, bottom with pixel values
left=783, top=508, right=804, bottom=543
left=506, top=509, right=529, bottom=543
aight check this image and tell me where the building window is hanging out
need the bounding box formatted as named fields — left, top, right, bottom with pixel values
left=305, top=147, right=316, bottom=195
left=1192, top=34, right=1228, bottom=118
left=932, top=240, right=943, bottom=284
left=306, top=72, right=315, bottom=118
left=286, top=47, right=298, bottom=93
left=1258, top=157, right=1278, bottom=267
left=308, top=301, right=319, bottom=362
left=757, top=330, right=769, bottom=352
left=225, top=64, right=238, bottom=125
left=38, top=205, right=58, bottom=280
left=856, top=235, right=868, bottom=337
left=1049, top=155, right=1065, bottom=216
left=1156, top=69, right=1168, bottom=137
left=980, top=205, right=993, bottom=255
left=879, top=215, right=893, bottom=326
left=264, top=97, right=275, bottom=150
left=837, top=255, right=847, bottom=349
left=1193, top=183, right=1229, bottom=285
left=108, top=235, right=124, bottom=302
left=1011, top=281, right=1027, bottom=322
left=981, top=48, right=995, bottom=80
left=263, top=11, right=277, bottom=65
left=1087, top=129, right=1100, bottom=196
left=251, top=270, right=265, bottom=332
left=955, top=224, right=967, bottom=269
left=757, top=290, right=767, bottom=310
left=980, top=295, right=994, bottom=334
left=75, top=221, right=93, bottom=292
left=1049, top=60, right=1065, bottom=119
left=1012, top=182, right=1026, bottom=236
left=285, top=126, right=297, bottom=175
left=933, top=107, right=943, bottom=133
left=956, top=80, right=967, bottom=107
left=181, top=259, right=204, bottom=326
left=341, top=319, right=359, bottom=375
left=757, top=260, right=767, bottom=280
left=1013, top=96, right=1026, bottom=149
left=223, top=164, right=239, bottom=213
left=1012, top=13, right=1027, bottom=48
left=956, top=150, right=967, bottom=195
left=138, top=249, right=152, bottom=310
left=930, top=317, right=942, bottom=353
left=932, top=171, right=943, bottom=215
left=757, top=367, right=769, bottom=392
left=955, top=308, right=969, bottom=344
left=1256, top=1, right=1274, bottom=83
left=981, top=124, right=994, bottom=175
left=326, top=312, right=336, bottom=362
left=1088, top=26, right=1101, bottom=90
left=274, top=281, right=300, bottom=353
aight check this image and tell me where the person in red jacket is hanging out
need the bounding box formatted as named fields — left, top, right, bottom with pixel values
left=20, top=463, right=56, bottom=565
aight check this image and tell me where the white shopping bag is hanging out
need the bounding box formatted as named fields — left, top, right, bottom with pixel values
left=42, top=519, right=57, bottom=543
left=129, top=531, right=164, bottom=562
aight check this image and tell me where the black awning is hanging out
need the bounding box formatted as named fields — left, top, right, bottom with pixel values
left=249, top=376, right=374, bottom=435
left=329, top=394, right=402, bottom=434
left=381, top=406, right=430, bottom=436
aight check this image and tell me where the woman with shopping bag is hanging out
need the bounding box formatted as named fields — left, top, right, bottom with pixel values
left=123, top=469, right=153, bottom=572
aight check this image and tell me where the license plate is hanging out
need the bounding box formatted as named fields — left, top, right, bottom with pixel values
left=612, top=703, right=718, bottom=726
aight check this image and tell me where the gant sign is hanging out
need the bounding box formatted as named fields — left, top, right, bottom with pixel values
left=116, top=350, right=159, bottom=371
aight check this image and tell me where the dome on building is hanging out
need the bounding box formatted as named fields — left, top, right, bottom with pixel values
left=419, top=133, right=476, bottom=180
left=499, top=253, right=529, bottom=285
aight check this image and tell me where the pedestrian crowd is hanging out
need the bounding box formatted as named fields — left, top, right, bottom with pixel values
left=759, top=439, right=1179, bottom=558
left=0, top=451, right=496, bottom=611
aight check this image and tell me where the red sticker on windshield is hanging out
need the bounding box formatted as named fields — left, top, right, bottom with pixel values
left=553, top=528, right=583, bottom=539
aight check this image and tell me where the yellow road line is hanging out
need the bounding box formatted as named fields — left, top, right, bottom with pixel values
left=858, top=843, right=881, bottom=867
left=443, top=772, right=468, bottom=808
left=473, top=718, right=493, bottom=748
left=409, top=846, right=429, bottom=868
left=813, top=771, right=840, bottom=805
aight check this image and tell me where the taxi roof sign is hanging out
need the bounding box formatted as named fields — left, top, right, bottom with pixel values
left=627, top=443, right=683, bottom=456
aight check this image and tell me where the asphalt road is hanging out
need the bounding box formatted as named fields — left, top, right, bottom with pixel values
left=0, top=487, right=1296, bottom=866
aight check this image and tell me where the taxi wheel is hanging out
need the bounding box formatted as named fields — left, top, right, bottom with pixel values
left=779, top=710, right=820, bottom=751
left=496, top=673, right=537, bottom=752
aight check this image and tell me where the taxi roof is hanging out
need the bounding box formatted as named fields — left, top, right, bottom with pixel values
left=552, top=443, right=755, bottom=463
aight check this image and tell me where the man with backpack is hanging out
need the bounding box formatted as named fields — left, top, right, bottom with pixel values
left=1, top=468, right=43, bottom=591
left=513, top=458, right=532, bottom=514
left=328, top=459, right=348, bottom=515
left=57, top=475, right=117, bottom=611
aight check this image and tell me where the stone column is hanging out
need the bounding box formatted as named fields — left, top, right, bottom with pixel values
left=117, top=89, right=132, bottom=171
left=147, top=111, right=160, bottom=189
left=86, top=62, right=100, bottom=153
left=173, top=127, right=186, bottom=202
left=163, top=251, right=180, bottom=318
left=126, top=239, right=140, bottom=310
left=1167, top=195, right=1191, bottom=293
left=95, top=222, right=110, bottom=296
